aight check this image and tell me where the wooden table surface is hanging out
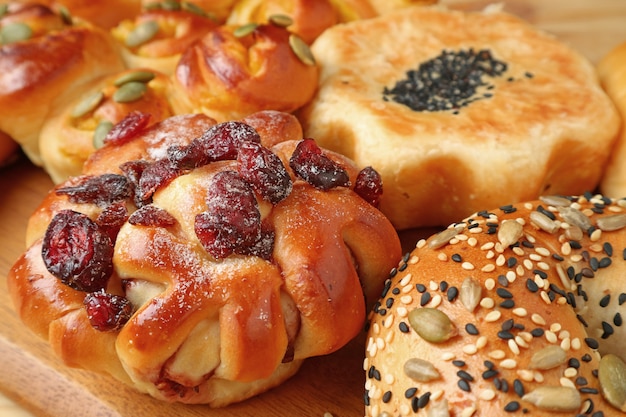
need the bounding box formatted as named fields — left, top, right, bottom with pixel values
left=2, top=1, right=626, bottom=416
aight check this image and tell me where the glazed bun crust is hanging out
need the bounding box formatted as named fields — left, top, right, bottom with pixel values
left=598, top=41, right=626, bottom=199
left=170, top=23, right=318, bottom=123
left=0, top=3, right=125, bottom=165
left=366, top=194, right=626, bottom=417
left=9, top=112, right=401, bottom=407
left=299, top=5, right=620, bottom=230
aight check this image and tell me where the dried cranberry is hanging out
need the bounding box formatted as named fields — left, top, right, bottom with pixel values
left=128, top=205, right=177, bottom=227
left=354, top=166, right=383, bottom=207
left=104, top=111, right=151, bottom=146
left=289, top=139, right=351, bottom=190
left=195, top=171, right=261, bottom=259
left=42, top=210, right=114, bottom=292
left=84, top=290, right=133, bottom=332
left=135, top=159, right=182, bottom=206
left=237, top=141, right=293, bottom=204
left=170, top=121, right=261, bottom=169
left=119, top=159, right=150, bottom=206
left=55, top=174, right=132, bottom=207
left=239, top=226, right=275, bottom=260
left=96, top=201, right=129, bottom=243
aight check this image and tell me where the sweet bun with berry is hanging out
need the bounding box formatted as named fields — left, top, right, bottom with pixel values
left=111, top=2, right=218, bottom=75
left=169, top=20, right=318, bottom=123
left=9, top=111, right=401, bottom=406
left=365, top=193, right=626, bottom=417
left=0, top=2, right=126, bottom=165
left=598, top=41, right=626, bottom=199
left=298, top=5, right=621, bottom=230
left=38, top=68, right=175, bottom=183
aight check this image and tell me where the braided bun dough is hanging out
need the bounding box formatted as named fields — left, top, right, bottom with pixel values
left=365, top=194, right=626, bottom=416
left=598, top=41, right=626, bottom=199
left=298, top=5, right=621, bottom=230
left=9, top=111, right=401, bottom=406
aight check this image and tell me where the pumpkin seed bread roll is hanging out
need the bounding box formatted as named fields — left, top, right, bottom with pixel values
left=0, top=2, right=125, bottom=165
left=38, top=68, right=175, bottom=183
left=598, top=41, right=626, bottom=199
left=9, top=111, right=401, bottom=407
left=298, top=5, right=621, bottom=230
left=169, top=21, right=318, bottom=123
left=365, top=193, right=626, bottom=417
left=111, top=1, right=218, bottom=75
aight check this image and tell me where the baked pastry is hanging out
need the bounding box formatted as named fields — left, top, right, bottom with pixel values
left=0, top=2, right=126, bottom=165
left=169, top=21, right=318, bottom=123
left=142, top=0, right=239, bottom=23
left=0, top=130, right=20, bottom=167
left=9, top=111, right=401, bottom=406
left=366, top=0, right=437, bottom=14
left=598, top=41, right=626, bottom=199
left=298, top=5, right=621, bottom=230
left=111, top=2, right=218, bottom=75
left=365, top=193, right=626, bottom=416
left=48, top=0, right=142, bottom=29
left=39, top=68, right=175, bottom=183
left=226, top=0, right=340, bottom=45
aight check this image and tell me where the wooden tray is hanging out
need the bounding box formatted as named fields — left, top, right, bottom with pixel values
left=2, top=1, right=626, bottom=416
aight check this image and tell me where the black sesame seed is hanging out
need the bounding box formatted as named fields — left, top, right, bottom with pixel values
left=398, top=262, right=408, bottom=272
left=458, top=379, right=471, bottom=392
left=382, top=390, right=392, bottom=403
left=575, top=376, right=588, bottom=386
left=420, top=292, right=431, bottom=306
left=569, top=358, right=580, bottom=369
left=465, top=323, right=479, bottom=335
left=537, top=205, right=555, bottom=220
left=580, top=387, right=599, bottom=395
left=416, top=284, right=426, bottom=293
left=513, top=379, right=525, bottom=397
left=577, top=314, right=589, bottom=327
left=378, top=308, right=387, bottom=316
left=599, top=294, right=611, bottom=308
left=392, top=287, right=400, bottom=295
left=506, top=257, right=517, bottom=268
left=498, top=331, right=514, bottom=340
left=601, top=321, right=614, bottom=338
left=440, top=281, right=449, bottom=292
left=484, top=360, right=495, bottom=369
left=453, top=360, right=466, bottom=367
left=386, top=297, right=395, bottom=309
left=498, top=275, right=509, bottom=287
left=581, top=353, right=592, bottom=362
left=591, top=411, right=605, bottom=417
left=530, top=328, right=544, bottom=337
left=599, top=257, right=612, bottom=268
left=500, top=299, right=515, bottom=309
left=570, top=241, right=582, bottom=250
left=552, top=253, right=564, bottom=261
left=584, top=338, right=599, bottom=350
left=417, top=392, right=431, bottom=408
left=603, top=242, right=613, bottom=256
left=451, top=253, right=463, bottom=262
left=500, top=204, right=517, bottom=214
left=363, top=390, right=370, bottom=406
left=497, top=288, right=514, bottom=299
left=590, top=257, right=600, bottom=271
left=614, top=312, right=622, bottom=327
left=448, top=286, right=459, bottom=302
left=500, top=379, right=509, bottom=393
left=399, top=321, right=410, bottom=333
left=487, top=226, right=498, bottom=234
left=411, top=396, right=419, bottom=412
left=457, top=370, right=474, bottom=381
left=620, top=293, right=626, bottom=305
left=526, top=279, right=539, bottom=293
left=623, top=248, right=626, bottom=261
left=501, top=319, right=514, bottom=331
left=504, top=401, right=520, bottom=412
left=405, top=387, right=418, bottom=398
left=482, top=369, right=499, bottom=379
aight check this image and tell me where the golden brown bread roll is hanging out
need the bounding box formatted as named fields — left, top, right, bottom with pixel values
left=9, top=111, right=401, bottom=406
left=111, top=2, right=218, bottom=75
left=39, top=68, right=175, bottom=183
left=598, top=41, right=626, bottom=199
left=169, top=21, right=318, bottom=123
left=0, top=2, right=126, bottom=165
left=298, top=5, right=621, bottom=230
left=142, top=0, right=239, bottom=23
left=226, top=0, right=340, bottom=45
left=0, top=131, right=20, bottom=167
left=366, top=193, right=626, bottom=416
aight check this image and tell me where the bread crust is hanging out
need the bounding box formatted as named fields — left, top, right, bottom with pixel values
left=299, top=5, right=621, bottom=230
left=366, top=193, right=626, bottom=416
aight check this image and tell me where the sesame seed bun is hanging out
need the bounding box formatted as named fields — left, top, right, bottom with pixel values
left=365, top=193, right=626, bottom=416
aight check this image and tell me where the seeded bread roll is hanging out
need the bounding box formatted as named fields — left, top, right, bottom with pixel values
left=169, top=22, right=318, bottom=123
left=365, top=193, right=626, bottom=417
left=9, top=111, right=401, bottom=407
left=598, top=41, right=626, bottom=199
left=298, top=5, right=621, bottom=230
left=39, top=68, right=175, bottom=183
left=0, top=3, right=126, bottom=165
left=111, top=4, right=218, bottom=75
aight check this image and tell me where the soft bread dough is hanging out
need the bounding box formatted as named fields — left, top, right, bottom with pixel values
left=299, top=5, right=621, bottom=230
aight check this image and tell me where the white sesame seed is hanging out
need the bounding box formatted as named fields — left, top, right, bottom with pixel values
left=488, top=350, right=506, bottom=359
left=535, top=247, right=551, bottom=257
left=589, top=243, right=603, bottom=253
left=416, top=239, right=427, bottom=249
left=461, top=405, right=477, bottom=417
left=476, top=336, right=488, bottom=349
left=441, top=351, right=456, bottom=361
left=468, top=237, right=478, bottom=247
left=513, top=247, right=525, bottom=256
left=383, top=315, right=394, bottom=328
left=531, top=313, right=546, bottom=325
left=570, top=254, right=583, bottom=262
left=385, top=329, right=395, bottom=344
left=519, top=332, right=533, bottom=343
left=515, top=265, right=525, bottom=276
left=462, top=262, right=475, bottom=270
left=400, top=295, right=412, bottom=304
left=456, top=234, right=469, bottom=241
left=481, top=264, right=496, bottom=272
left=590, top=228, right=602, bottom=242
left=430, top=294, right=442, bottom=308
left=506, top=271, right=517, bottom=283
left=481, top=242, right=495, bottom=250
left=512, top=307, right=528, bottom=317
left=496, top=254, right=506, bottom=266
left=480, top=297, right=495, bottom=309
left=571, top=338, right=582, bottom=350
left=529, top=253, right=542, bottom=262
left=537, top=261, right=550, bottom=271
left=430, top=389, right=444, bottom=401
left=560, top=377, right=576, bottom=389
left=523, top=259, right=533, bottom=270
left=563, top=367, right=577, bottom=378
left=485, top=278, right=495, bottom=290
left=550, top=323, right=562, bottom=332
left=508, top=339, right=520, bottom=355
left=558, top=330, right=570, bottom=340
left=517, top=369, right=534, bottom=382
left=429, top=280, right=439, bottom=291
left=396, top=306, right=408, bottom=317
left=408, top=255, right=419, bottom=265
left=469, top=227, right=483, bottom=234
left=384, top=373, right=395, bottom=384
left=463, top=344, right=478, bottom=355
left=402, top=284, right=413, bottom=294
left=376, top=337, right=385, bottom=350
left=399, top=404, right=410, bottom=416
left=438, top=252, right=448, bottom=261
left=540, top=291, right=552, bottom=304
left=400, top=274, right=412, bottom=287
left=533, top=371, right=544, bottom=383
left=372, top=323, right=380, bottom=335
left=479, top=389, right=496, bottom=401
left=515, top=336, right=529, bottom=349
left=486, top=250, right=495, bottom=259
left=545, top=331, right=558, bottom=344
left=484, top=310, right=502, bottom=322
left=500, top=359, right=517, bottom=369
left=561, top=242, right=572, bottom=256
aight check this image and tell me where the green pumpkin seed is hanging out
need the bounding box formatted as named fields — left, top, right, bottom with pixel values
left=161, top=0, right=181, bottom=11
left=114, top=70, right=155, bottom=87
left=113, top=81, right=147, bottom=103
left=181, top=1, right=208, bottom=17
left=234, top=23, right=258, bottom=38
left=58, top=5, right=73, bottom=25
left=72, top=91, right=104, bottom=118
left=0, top=4, right=9, bottom=19
left=93, top=120, right=114, bottom=149
left=144, top=2, right=162, bottom=10
left=1, top=22, right=33, bottom=45
left=408, top=307, right=457, bottom=343
left=125, top=20, right=159, bottom=48
left=599, top=354, right=626, bottom=411
left=269, top=14, right=294, bottom=28
left=289, top=33, right=315, bottom=66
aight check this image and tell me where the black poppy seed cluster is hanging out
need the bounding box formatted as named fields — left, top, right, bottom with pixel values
left=382, top=48, right=511, bottom=114
left=365, top=193, right=626, bottom=417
